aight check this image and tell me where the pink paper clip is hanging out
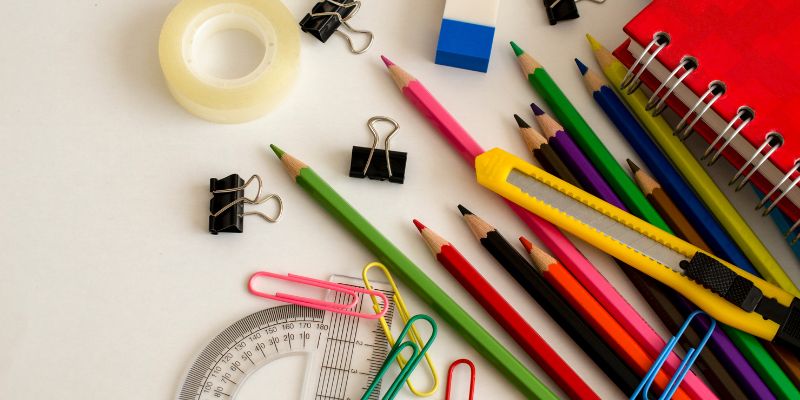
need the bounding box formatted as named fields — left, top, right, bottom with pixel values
left=446, top=358, right=476, bottom=400
left=248, top=272, right=389, bottom=319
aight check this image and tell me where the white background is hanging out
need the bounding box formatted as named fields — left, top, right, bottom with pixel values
left=2, top=0, right=798, bottom=399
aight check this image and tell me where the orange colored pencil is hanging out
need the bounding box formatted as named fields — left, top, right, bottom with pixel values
left=520, top=236, right=691, bottom=400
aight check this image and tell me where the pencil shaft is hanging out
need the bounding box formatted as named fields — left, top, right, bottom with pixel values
left=434, top=242, right=598, bottom=400
left=277, top=155, right=556, bottom=400
left=480, top=230, right=641, bottom=395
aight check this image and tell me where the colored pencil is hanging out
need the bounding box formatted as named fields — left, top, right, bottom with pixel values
left=510, top=41, right=667, bottom=229
left=519, top=236, right=699, bottom=400
left=269, top=145, right=557, bottom=400
left=458, top=205, right=644, bottom=397
left=414, top=219, right=599, bottom=400
left=589, top=35, right=800, bottom=399
left=589, top=36, right=799, bottom=297
left=514, top=114, right=581, bottom=187
left=530, top=101, right=718, bottom=400
left=381, top=56, right=714, bottom=400
left=756, top=188, right=800, bottom=262
left=577, top=58, right=755, bottom=273
left=629, top=160, right=773, bottom=400
left=529, top=103, right=625, bottom=209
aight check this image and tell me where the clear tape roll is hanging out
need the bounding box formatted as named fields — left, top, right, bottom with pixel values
left=159, top=0, right=300, bottom=123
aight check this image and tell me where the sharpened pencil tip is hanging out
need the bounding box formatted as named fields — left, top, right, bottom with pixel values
left=380, top=55, right=394, bottom=68
left=575, top=58, right=588, bottom=75
left=510, top=41, right=524, bottom=57
left=514, top=114, right=530, bottom=128
left=626, top=159, right=641, bottom=174
left=586, top=34, right=602, bottom=51
left=412, top=219, right=426, bottom=231
left=457, top=204, right=473, bottom=216
left=269, top=144, right=285, bottom=158
left=530, top=102, right=545, bottom=116
left=519, top=236, right=533, bottom=252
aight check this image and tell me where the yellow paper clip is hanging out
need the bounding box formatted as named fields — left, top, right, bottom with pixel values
left=363, top=262, right=440, bottom=396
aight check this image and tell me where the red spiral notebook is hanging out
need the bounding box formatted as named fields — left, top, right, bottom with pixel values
left=613, top=0, right=800, bottom=234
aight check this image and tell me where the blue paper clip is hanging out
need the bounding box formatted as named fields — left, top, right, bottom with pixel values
left=630, top=310, right=716, bottom=400
left=361, top=314, right=437, bottom=400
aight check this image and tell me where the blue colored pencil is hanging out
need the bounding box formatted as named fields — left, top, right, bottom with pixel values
left=755, top=188, right=800, bottom=262
left=575, top=58, right=757, bottom=275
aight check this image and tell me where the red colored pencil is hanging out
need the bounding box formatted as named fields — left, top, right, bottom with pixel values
left=414, top=219, right=599, bottom=400
left=519, top=236, right=691, bottom=400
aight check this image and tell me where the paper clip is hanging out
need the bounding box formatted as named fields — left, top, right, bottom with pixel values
left=362, top=314, right=437, bottom=400
left=363, top=263, right=439, bottom=396
left=248, top=272, right=389, bottom=319
left=446, top=359, right=476, bottom=400
left=630, top=310, right=716, bottom=400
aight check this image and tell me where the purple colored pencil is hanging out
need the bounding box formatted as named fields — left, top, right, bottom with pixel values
left=530, top=102, right=627, bottom=210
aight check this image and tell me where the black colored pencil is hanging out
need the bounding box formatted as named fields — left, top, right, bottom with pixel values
left=514, top=114, right=582, bottom=188
left=458, top=204, right=641, bottom=396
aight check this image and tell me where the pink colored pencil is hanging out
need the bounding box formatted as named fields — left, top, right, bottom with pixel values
left=381, top=55, right=714, bottom=398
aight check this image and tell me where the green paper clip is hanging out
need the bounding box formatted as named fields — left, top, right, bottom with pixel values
left=362, top=314, right=438, bottom=400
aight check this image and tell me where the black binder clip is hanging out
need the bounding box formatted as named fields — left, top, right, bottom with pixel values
left=349, top=116, right=407, bottom=184
left=299, top=0, right=374, bottom=54
left=209, top=174, right=283, bottom=234
left=543, top=0, right=605, bottom=25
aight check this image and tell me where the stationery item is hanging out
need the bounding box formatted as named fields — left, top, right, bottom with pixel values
left=382, top=57, right=708, bottom=399
left=446, top=359, right=476, bottom=400
left=510, top=41, right=668, bottom=229
left=248, top=272, right=389, bottom=319
left=474, top=147, right=800, bottom=350
left=270, top=144, right=555, bottom=399
left=362, top=262, right=439, bottom=396
left=349, top=116, right=407, bottom=184
left=435, top=0, right=499, bottom=72
left=589, top=36, right=800, bottom=296
left=529, top=102, right=626, bottom=211
left=614, top=0, right=800, bottom=239
left=363, top=314, right=437, bottom=400
left=159, top=0, right=299, bottom=123
left=631, top=311, right=716, bottom=400
left=628, top=160, right=781, bottom=399
left=459, top=205, right=643, bottom=396
left=299, top=0, right=373, bottom=54
left=514, top=114, right=581, bottom=188
left=520, top=236, right=693, bottom=399
left=757, top=188, right=800, bottom=262
left=524, top=105, right=727, bottom=400
left=209, top=174, right=283, bottom=234
left=177, top=276, right=395, bottom=400
left=592, top=36, right=800, bottom=398
left=577, top=58, right=754, bottom=272
left=543, top=0, right=605, bottom=25
left=414, top=219, right=596, bottom=400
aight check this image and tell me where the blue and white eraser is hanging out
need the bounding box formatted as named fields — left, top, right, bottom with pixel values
left=435, top=0, right=500, bottom=73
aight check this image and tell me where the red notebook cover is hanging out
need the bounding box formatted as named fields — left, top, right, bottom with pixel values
left=623, top=0, right=800, bottom=174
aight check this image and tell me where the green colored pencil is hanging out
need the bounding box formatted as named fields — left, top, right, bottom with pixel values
left=269, top=144, right=557, bottom=400
left=510, top=41, right=668, bottom=230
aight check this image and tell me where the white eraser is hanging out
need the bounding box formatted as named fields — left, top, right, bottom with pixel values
left=442, top=0, right=500, bottom=27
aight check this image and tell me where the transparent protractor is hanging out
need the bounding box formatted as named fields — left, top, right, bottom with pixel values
left=177, top=305, right=328, bottom=400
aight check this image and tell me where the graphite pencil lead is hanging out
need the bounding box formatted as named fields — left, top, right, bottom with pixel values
left=514, top=114, right=530, bottom=129
left=627, top=159, right=641, bottom=174
left=457, top=204, right=473, bottom=216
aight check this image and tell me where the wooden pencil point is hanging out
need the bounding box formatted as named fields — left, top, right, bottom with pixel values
left=269, top=144, right=285, bottom=158
left=272, top=147, right=306, bottom=180
left=511, top=42, right=542, bottom=77
left=413, top=219, right=426, bottom=231
left=510, top=41, right=524, bottom=57
left=457, top=204, right=473, bottom=216
left=521, top=237, right=557, bottom=273
left=530, top=105, right=563, bottom=140
left=461, top=209, right=494, bottom=240
left=514, top=114, right=530, bottom=129
left=384, top=59, right=414, bottom=90
left=627, top=159, right=641, bottom=174
left=415, top=220, right=448, bottom=256
left=380, top=55, right=394, bottom=67
left=587, top=35, right=619, bottom=71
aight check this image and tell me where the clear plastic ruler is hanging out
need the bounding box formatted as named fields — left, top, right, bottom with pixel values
left=176, top=275, right=395, bottom=400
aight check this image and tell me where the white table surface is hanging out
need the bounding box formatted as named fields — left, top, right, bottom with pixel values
left=3, top=0, right=798, bottom=399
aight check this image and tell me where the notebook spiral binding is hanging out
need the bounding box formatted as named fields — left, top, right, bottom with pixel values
left=622, top=34, right=800, bottom=243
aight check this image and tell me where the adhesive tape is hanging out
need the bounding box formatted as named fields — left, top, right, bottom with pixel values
left=159, top=0, right=300, bottom=123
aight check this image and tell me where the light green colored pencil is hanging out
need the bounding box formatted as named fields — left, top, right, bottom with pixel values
left=270, top=144, right=557, bottom=400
